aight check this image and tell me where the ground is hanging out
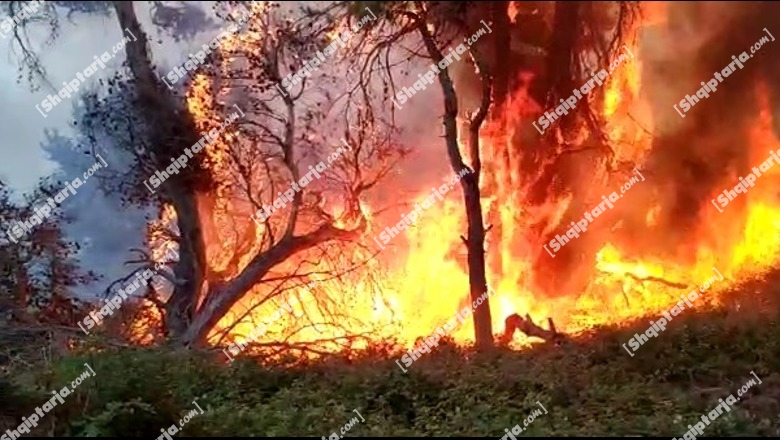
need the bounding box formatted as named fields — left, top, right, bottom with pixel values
left=2, top=269, right=780, bottom=437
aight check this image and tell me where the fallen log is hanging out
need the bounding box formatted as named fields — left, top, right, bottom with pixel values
left=499, top=313, right=566, bottom=345
left=623, top=273, right=689, bottom=289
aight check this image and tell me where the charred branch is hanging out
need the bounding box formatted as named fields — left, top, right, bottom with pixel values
left=499, top=313, right=566, bottom=345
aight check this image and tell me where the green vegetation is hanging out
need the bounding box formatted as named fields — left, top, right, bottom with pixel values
left=3, top=271, right=780, bottom=437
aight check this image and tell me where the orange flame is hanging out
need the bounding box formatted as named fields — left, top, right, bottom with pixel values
left=135, top=3, right=780, bottom=355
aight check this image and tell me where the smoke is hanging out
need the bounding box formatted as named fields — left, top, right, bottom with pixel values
left=442, top=2, right=780, bottom=299
left=317, top=2, right=780, bottom=305
left=616, top=1, right=780, bottom=261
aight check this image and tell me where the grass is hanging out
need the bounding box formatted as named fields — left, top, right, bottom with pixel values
left=3, top=270, right=780, bottom=436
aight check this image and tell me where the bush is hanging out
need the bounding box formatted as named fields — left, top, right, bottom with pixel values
left=3, top=273, right=780, bottom=436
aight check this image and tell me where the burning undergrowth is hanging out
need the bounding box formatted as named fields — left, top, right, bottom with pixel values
left=125, top=1, right=780, bottom=357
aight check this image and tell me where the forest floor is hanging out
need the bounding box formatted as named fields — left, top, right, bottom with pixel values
left=3, top=269, right=780, bottom=437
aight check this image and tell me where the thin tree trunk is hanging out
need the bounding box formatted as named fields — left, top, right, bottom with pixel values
left=13, top=264, right=32, bottom=324
left=417, top=18, right=494, bottom=350
left=181, top=222, right=363, bottom=347
left=462, top=174, right=493, bottom=348
left=465, top=52, right=495, bottom=350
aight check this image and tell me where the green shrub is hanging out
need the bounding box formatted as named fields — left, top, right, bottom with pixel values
left=3, top=273, right=780, bottom=436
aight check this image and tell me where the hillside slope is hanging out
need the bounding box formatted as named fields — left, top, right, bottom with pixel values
left=3, top=270, right=780, bottom=437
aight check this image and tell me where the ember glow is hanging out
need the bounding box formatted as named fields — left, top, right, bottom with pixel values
left=134, top=2, right=780, bottom=354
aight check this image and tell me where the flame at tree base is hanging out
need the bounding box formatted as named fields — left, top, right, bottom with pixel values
left=128, top=2, right=780, bottom=357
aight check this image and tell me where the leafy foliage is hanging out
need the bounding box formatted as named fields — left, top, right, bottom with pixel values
left=4, top=271, right=780, bottom=436
left=0, top=178, right=97, bottom=327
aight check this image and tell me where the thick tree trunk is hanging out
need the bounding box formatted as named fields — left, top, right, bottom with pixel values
left=112, top=1, right=208, bottom=341
left=165, top=189, right=207, bottom=338
left=489, top=1, right=511, bottom=111
left=532, top=1, right=579, bottom=112
left=483, top=2, right=510, bottom=284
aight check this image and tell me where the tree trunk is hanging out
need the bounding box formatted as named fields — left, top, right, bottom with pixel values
left=112, top=1, right=165, bottom=112
left=181, top=222, right=363, bottom=347
left=489, top=1, right=511, bottom=111
left=112, top=1, right=208, bottom=341
left=482, top=2, right=513, bottom=299
left=532, top=1, right=580, bottom=112
left=13, top=264, right=32, bottom=324
left=462, top=173, right=493, bottom=349
left=417, top=19, right=494, bottom=350
left=165, top=188, right=207, bottom=339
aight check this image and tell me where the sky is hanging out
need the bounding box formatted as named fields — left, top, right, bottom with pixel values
left=0, top=1, right=221, bottom=193
left=0, top=1, right=453, bottom=299
left=0, top=1, right=223, bottom=298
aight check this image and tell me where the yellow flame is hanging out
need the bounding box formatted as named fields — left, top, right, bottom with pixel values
left=135, top=4, right=780, bottom=356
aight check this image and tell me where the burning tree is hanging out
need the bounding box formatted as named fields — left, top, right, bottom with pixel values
left=60, top=1, right=404, bottom=349
left=168, top=2, right=406, bottom=348
left=11, top=0, right=780, bottom=355
left=343, top=1, right=641, bottom=347
left=0, top=178, right=99, bottom=369
left=337, top=1, right=503, bottom=349
left=3, top=0, right=646, bottom=349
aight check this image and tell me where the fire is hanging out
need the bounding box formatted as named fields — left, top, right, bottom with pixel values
left=507, top=2, right=521, bottom=24
left=135, top=3, right=780, bottom=354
